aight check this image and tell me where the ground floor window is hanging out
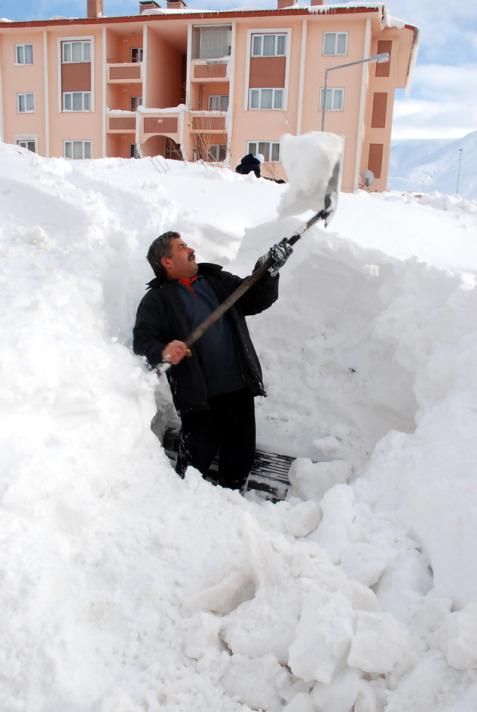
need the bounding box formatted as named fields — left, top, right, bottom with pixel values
left=64, top=140, right=91, bottom=159
left=63, top=91, right=91, bottom=112
left=16, top=138, right=37, bottom=152
left=207, top=144, right=227, bottom=161
left=130, top=143, right=140, bottom=158
left=249, top=88, right=283, bottom=110
left=130, top=96, right=142, bottom=111
left=208, top=95, right=229, bottom=111
left=17, top=92, right=35, bottom=113
left=320, top=87, right=344, bottom=111
left=247, top=141, right=280, bottom=162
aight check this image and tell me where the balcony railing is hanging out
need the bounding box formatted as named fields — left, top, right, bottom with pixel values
left=190, top=111, right=227, bottom=133
left=107, top=111, right=136, bottom=133
left=191, top=60, right=229, bottom=81
left=141, top=109, right=182, bottom=140
left=107, top=62, right=142, bottom=83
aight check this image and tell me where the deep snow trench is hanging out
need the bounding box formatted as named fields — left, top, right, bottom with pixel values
left=1, top=144, right=477, bottom=712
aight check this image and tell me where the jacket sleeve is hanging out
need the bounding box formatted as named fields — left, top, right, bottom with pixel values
left=220, top=268, right=279, bottom=316
left=133, top=292, right=167, bottom=368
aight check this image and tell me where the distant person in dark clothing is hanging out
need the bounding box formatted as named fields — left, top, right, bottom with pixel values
left=235, top=153, right=264, bottom=178
left=133, top=230, right=292, bottom=490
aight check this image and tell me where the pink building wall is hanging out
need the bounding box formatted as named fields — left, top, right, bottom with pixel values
left=0, top=4, right=417, bottom=190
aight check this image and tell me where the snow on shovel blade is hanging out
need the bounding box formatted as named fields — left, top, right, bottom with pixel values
left=277, top=132, right=343, bottom=224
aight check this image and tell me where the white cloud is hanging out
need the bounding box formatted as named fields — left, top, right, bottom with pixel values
left=392, top=98, right=477, bottom=140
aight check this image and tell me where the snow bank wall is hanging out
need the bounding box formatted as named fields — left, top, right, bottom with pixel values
left=1, top=144, right=477, bottom=711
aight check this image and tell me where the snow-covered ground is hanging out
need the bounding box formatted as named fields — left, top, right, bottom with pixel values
left=1, top=142, right=477, bottom=712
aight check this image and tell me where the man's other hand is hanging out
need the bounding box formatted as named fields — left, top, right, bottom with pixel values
left=162, top=340, right=192, bottom=365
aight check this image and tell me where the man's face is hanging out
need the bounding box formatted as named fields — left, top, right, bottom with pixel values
left=161, top=237, right=198, bottom=280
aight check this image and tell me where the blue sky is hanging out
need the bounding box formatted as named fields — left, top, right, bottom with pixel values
left=2, top=0, right=476, bottom=139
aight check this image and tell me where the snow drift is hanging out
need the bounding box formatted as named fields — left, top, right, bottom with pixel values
left=1, top=142, right=477, bottom=711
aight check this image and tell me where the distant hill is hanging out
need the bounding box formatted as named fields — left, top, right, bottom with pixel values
left=388, top=130, right=477, bottom=199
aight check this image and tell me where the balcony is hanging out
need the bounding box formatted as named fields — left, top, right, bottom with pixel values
left=107, top=111, right=136, bottom=133
left=107, top=62, right=142, bottom=84
left=141, top=108, right=182, bottom=142
left=190, top=111, right=227, bottom=134
left=191, top=60, right=229, bottom=82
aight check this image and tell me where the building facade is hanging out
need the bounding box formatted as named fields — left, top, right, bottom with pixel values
left=0, top=0, right=418, bottom=190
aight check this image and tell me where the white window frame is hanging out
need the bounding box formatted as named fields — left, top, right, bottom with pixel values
left=251, top=33, right=287, bottom=57
left=131, top=47, right=144, bottom=63
left=57, top=36, right=94, bottom=114
left=208, top=94, right=229, bottom=111
left=16, top=136, right=38, bottom=152
left=62, top=91, right=91, bottom=112
left=245, top=27, right=291, bottom=112
left=17, top=92, right=35, bottom=113
left=194, top=25, right=232, bottom=60
left=64, top=140, right=92, bottom=159
left=15, top=44, right=33, bottom=65
left=247, top=141, right=280, bottom=163
left=323, top=32, right=348, bottom=56
left=208, top=144, right=227, bottom=162
left=320, top=87, right=344, bottom=111
left=249, top=87, right=284, bottom=111
left=61, top=40, right=92, bottom=63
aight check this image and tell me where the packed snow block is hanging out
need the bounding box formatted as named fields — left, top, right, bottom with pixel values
left=283, top=692, right=316, bottom=712
left=310, top=484, right=357, bottom=564
left=221, top=584, right=302, bottom=664
left=435, top=602, right=477, bottom=670
left=354, top=680, right=383, bottom=712
left=288, top=458, right=352, bottom=502
left=311, top=668, right=360, bottom=712
left=340, top=542, right=393, bottom=587
left=347, top=611, right=412, bottom=674
left=277, top=131, right=343, bottom=217
left=193, top=568, right=256, bottom=615
left=349, top=580, right=381, bottom=613
left=220, top=653, right=283, bottom=712
left=288, top=592, right=354, bottom=684
left=183, top=612, right=222, bottom=660
left=375, top=549, right=433, bottom=622
left=285, top=500, right=322, bottom=537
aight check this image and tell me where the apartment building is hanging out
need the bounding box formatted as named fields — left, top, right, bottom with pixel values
left=0, top=0, right=418, bottom=190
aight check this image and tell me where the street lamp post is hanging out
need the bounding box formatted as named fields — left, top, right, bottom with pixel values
left=456, top=148, right=463, bottom=195
left=321, top=52, right=390, bottom=132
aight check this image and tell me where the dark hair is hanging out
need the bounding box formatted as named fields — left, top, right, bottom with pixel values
left=147, top=231, right=180, bottom=277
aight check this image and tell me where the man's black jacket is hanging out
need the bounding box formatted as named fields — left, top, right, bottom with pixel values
left=133, top=263, right=279, bottom=412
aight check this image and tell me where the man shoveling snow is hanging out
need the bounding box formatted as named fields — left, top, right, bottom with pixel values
left=133, top=231, right=292, bottom=490
left=133, top=132, right=343, bottom=491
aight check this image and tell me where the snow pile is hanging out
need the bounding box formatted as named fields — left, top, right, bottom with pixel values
left=1, top=142, right=477, bottom=711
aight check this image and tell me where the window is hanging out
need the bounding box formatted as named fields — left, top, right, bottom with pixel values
left=249, top=88, right=283, bottom=110
left=130, top=144, right=140, bottom=158
left=323, top=32, right=347, bottom=56
left=16, top=138, right=37, bottom=152
left=251, top=33, right=286, bottom=57
left=247, top=141, right=280, bottom=162
left=194, top=26, right=232, bottom=60
left=63, top=91, right=91, bottom=112
left=16, top=44, right=33, bottom=64
left=64, top=140, right=92, bottom=159
left=131, top=47, right=143, bottom=63
left=320, top=87, right=344, bottom=111
left=208, top=144, right=227, bottom=161
left=62, top=40, right=91, bottom=63
left=208, top=95, right=229, bottom=111
left=17, top=93, right=34, bottom=112
left=130, top=96, right=143, bottom=111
